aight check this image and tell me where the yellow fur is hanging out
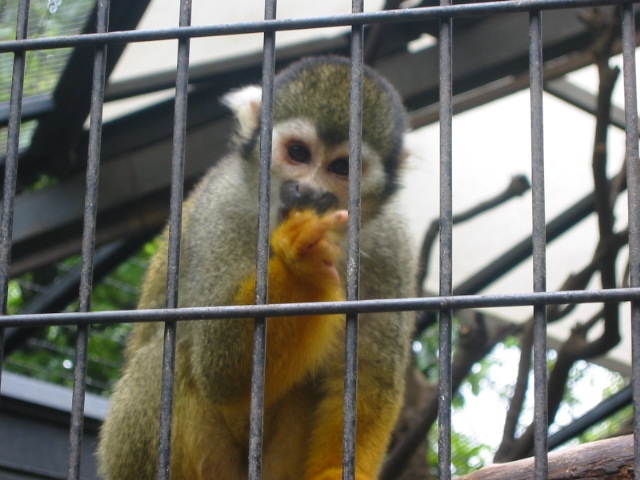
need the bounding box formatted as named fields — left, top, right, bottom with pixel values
left=242, top=209, right=347, bottom=407
left=170, top=209, right=350, bottom=480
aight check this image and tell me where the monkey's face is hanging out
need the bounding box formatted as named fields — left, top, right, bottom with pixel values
left=222, top=56, right=408, bottom=230
left=270, top=118, right=387, bottom=227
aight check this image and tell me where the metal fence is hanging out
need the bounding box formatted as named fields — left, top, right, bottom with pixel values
left=0, top=0, right=639, bottom=479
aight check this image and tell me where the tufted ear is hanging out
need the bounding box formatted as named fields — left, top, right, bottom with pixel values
left=221, top=85, right=262, bottom=144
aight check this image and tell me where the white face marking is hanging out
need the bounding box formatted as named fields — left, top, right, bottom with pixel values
left=269, top=118, right=387, bottom=229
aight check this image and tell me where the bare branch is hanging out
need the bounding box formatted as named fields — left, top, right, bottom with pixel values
left=493, top=8, right=624, bottom=463
left=381, top=314, right=516, bottom=480
left=415, top=175, right=530, bottom=295
left=494, top=320, right=533, bottom=462
left=547, top=228, right=628, bottom=323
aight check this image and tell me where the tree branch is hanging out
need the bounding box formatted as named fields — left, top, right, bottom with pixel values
left=494, top=8, right=624, bottom=462
left=415, top=175, right=530, bottom=296
left=459, top=435, right=634, bottom=480
left=381, top=314, right=516, bottom=480
left=494, top=318, right=532, bottom=461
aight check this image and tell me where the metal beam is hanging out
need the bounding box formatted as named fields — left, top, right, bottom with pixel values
left=3, top=234, right=152, bottom=355
left=376, top=7, right=619, bottom=110
left=0, top=94, right=54, bottom=127
left=0, top=371, right=105, bottom=480
left=546, top=77, right=628, bottom=130
left=9, top=116, right=234, bottom=274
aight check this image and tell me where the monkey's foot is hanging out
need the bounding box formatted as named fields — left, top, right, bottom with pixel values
left=271, top=209, right=348, bottom=283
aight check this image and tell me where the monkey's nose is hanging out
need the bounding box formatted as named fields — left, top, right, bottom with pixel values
left=279, top=180, right=337, bottom=213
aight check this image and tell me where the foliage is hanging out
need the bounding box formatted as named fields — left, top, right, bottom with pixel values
left=427, top=425, right=493, bottom=477
left=412, top=321, right=630, bottom=476
left=413, top=317, right=463, bottom=383
left=4, top=242, right=155, bottom=395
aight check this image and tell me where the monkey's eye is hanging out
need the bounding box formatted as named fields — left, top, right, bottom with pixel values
left=329, top=157, right=349, bottom=177
left=287, top=143, right=311, bottom=164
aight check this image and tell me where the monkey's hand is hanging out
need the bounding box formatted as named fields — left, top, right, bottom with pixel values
left=270, top=209, right=348, bottom=287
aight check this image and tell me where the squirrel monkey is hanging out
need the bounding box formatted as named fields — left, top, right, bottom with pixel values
left=98, top=56, right=416, bottom=480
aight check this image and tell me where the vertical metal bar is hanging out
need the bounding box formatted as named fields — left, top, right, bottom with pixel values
left=343, top=2, right=364, bottom=479
left=620, top=4, right=640, bottom=478
left=157, top=1, right=191, bottom=479
left=248, top=0, right=277, bottom=478
left=438, top=0, right=453, bottom=478
left=529, top=9, right=548, bottom=480
left=68, top=1, right=110, bottom=479
left=0, top=0, right=29, bottom=389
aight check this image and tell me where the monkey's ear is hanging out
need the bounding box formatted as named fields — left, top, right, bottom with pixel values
left=222, top=85, right=262, bottom=144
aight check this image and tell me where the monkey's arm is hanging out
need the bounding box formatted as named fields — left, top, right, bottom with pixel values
left=300, top=307, right=412, bottom=480
left=304, top=209, right=415, bottom=480
left=303, top=366, right=405, bottom=480
left=233, top=209, right=348, bottom=406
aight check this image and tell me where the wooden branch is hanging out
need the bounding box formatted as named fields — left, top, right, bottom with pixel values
left=457, top=435, right=634, bottom=480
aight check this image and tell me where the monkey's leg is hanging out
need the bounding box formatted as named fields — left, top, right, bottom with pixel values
left=261, top=383, right=315, bottom=480
left=170, top=389, right=247, bottom=480
left=303, top=368, right=404, bottom=480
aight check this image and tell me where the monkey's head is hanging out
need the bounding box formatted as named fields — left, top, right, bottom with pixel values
left=223, top=56, right=408, bottom=226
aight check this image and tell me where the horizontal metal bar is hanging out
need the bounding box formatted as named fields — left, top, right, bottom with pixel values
left=1, top=287, right=639, bottom=328
left=0, top=0, right=637, bottom=53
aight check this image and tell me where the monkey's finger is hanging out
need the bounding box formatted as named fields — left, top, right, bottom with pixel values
left=332, top=209, right=348, bottom=225
left=319, top=209, right=348, bottom=231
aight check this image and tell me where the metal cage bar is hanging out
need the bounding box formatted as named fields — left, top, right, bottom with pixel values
left=157, top=1, right=192, bottom=479
left=0, top=0, right=635, bottom=54
left=248, top=0, right=278, bottom=478
left=621, top=3, right=640, bottom=477
left=437, top=0, right=454, bottom=478
left=528, top=8, right=549, bottom=480
left=68, top=1, right=111, bottom=478
left=3, top=287, right=640, bottom=328
left=0, top=0, right=29, bottom=388
left=343, top=1, right=365, bottom=478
